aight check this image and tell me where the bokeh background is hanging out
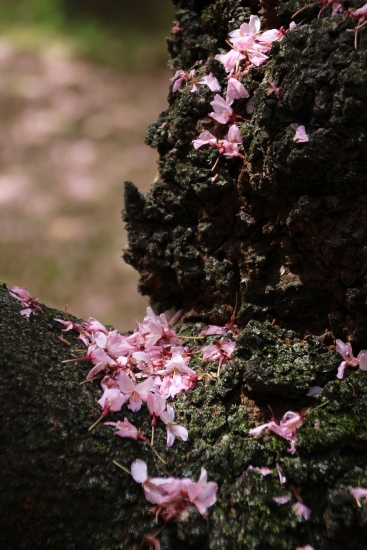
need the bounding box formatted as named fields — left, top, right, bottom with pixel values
left=0, top=0, right=174, bottom=331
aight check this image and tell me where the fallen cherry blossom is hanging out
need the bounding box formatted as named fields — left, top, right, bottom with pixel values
left=336, top=339, right=367, bottom=379
left=105, top=418, right=147, bottom=441
left=209, top=94, right=235, bottom=124
left=249, top=411, right=304, bottom=454
left=9, top=285, right=44, bottom=317
left=170, top=69, right=221, bottom=93
left=130, top=459, right=217, bottom=517
left=193, top=124, right=244, bottom=159
left=159, top=404, right=188, bottom=447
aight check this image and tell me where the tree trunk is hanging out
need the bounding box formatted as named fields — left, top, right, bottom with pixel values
left=2, top=1, right=367, bottom=548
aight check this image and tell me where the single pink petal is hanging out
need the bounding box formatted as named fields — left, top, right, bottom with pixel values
left=226, top=77, right=249, bottom=101
left=215, top=49, right=245, bottom=73
left=198, top=73, right=221, bottom=92
left=160, top=404, right=175, bottom=424
left=54, top=318, right=75, bottom=331
left=193, top=131, right=218, bottom=150
left=128, top=392, right=143, bottom=412
left=277, top=464, right=287, bottom=485
left=170, top=424, right=189, bottom=442
left=256, top=29, right=282, bottom=44
left=293, top=502, right=311, bottom=520
left=131, top=459, right=148, bottom=483
left=337, top=360, right=347, bottom=379
left=357, top=350, right=367, bottom=370
left=273, top=496, right=291, bottom=505
left=20, top=308, right=33, bottom=318
left=118, top=374, right=136, bottom=394
left=247, top=48, right=269, bottom=66
left=247, top=465, right=272, bottom=476
left=248, top=422, right=271, bottom=436
left=350, top=487, right=367, bottom=500
left=200, top=325, right=227, bottom=336
left=293, top=125, right=309, bottom=143
left=225, top=124, right=242, bottom=144
left=147, top=393, right=166, bottom=417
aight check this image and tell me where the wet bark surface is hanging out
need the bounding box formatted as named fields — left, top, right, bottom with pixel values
left=2, top=1, right=367, bottom=549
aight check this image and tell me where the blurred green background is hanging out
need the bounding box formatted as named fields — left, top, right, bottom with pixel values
left=0, top=0, right=174, bottom=70
left=0, top=0, right=175, bottom=330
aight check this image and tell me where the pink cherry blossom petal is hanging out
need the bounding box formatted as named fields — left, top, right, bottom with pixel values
left=293, top=125, right=309, bottom=143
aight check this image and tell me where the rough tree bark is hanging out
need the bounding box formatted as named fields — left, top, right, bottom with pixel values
left=1, top=1, right=367, bottom=549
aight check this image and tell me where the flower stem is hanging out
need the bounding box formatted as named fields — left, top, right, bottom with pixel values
left=112, top=460, right=131, bottom=475
left=88, top=415, right=104, bottom=431
left=147, top=442, right=166, bottom=465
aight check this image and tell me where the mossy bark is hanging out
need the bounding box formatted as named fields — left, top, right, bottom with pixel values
left=2, top=1, right=367, bottom=548
left=124, top=0, right=367, bottom=346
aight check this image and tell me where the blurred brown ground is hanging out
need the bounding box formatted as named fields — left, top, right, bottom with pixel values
left=0, top=20, right=172, bottom=331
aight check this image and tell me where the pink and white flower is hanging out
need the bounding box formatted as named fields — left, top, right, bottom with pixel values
left=98, top=388, right=126, bottom=416
left=9, top=285, right=43, bottom=317
left=209, top=94, right=234, bottom=124
left=118, top=374, right=155, bottom=412
left=131, top=460, right=217, bottom=516
left=160, top=404, right=188, bottom=447
left=105, top=418, right=146, bottom=440
left=187, top=467, right=218, bottom=515
left=249, top=411, right=304, bottom=454
left=193, top=125, right=244, bottom=159
left=335, top=339, right=367, bottom=379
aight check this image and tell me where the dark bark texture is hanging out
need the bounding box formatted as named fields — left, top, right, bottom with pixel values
left=124, top=0, right=367, bottom=347
left=2, top=1, right=367, bottom=549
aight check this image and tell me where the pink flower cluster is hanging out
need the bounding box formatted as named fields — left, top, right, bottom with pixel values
left=131, top=459, right=218, bottom=519
left=249, top=411, right=304, bottom=454
left=193, top=124, right=244, bottom=159
left=171, top=69, right=221, bottom=93
left=202, top=339, right=236, bottom=368
left=56, top=307, right=193, bottom=446
left=190, top=15, right=284, bottom=167
left=9, top=285, right=44, bottom=318
left=335, top=339, right=367, bottom=379
left=215, top=15, right=283, bottom=73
